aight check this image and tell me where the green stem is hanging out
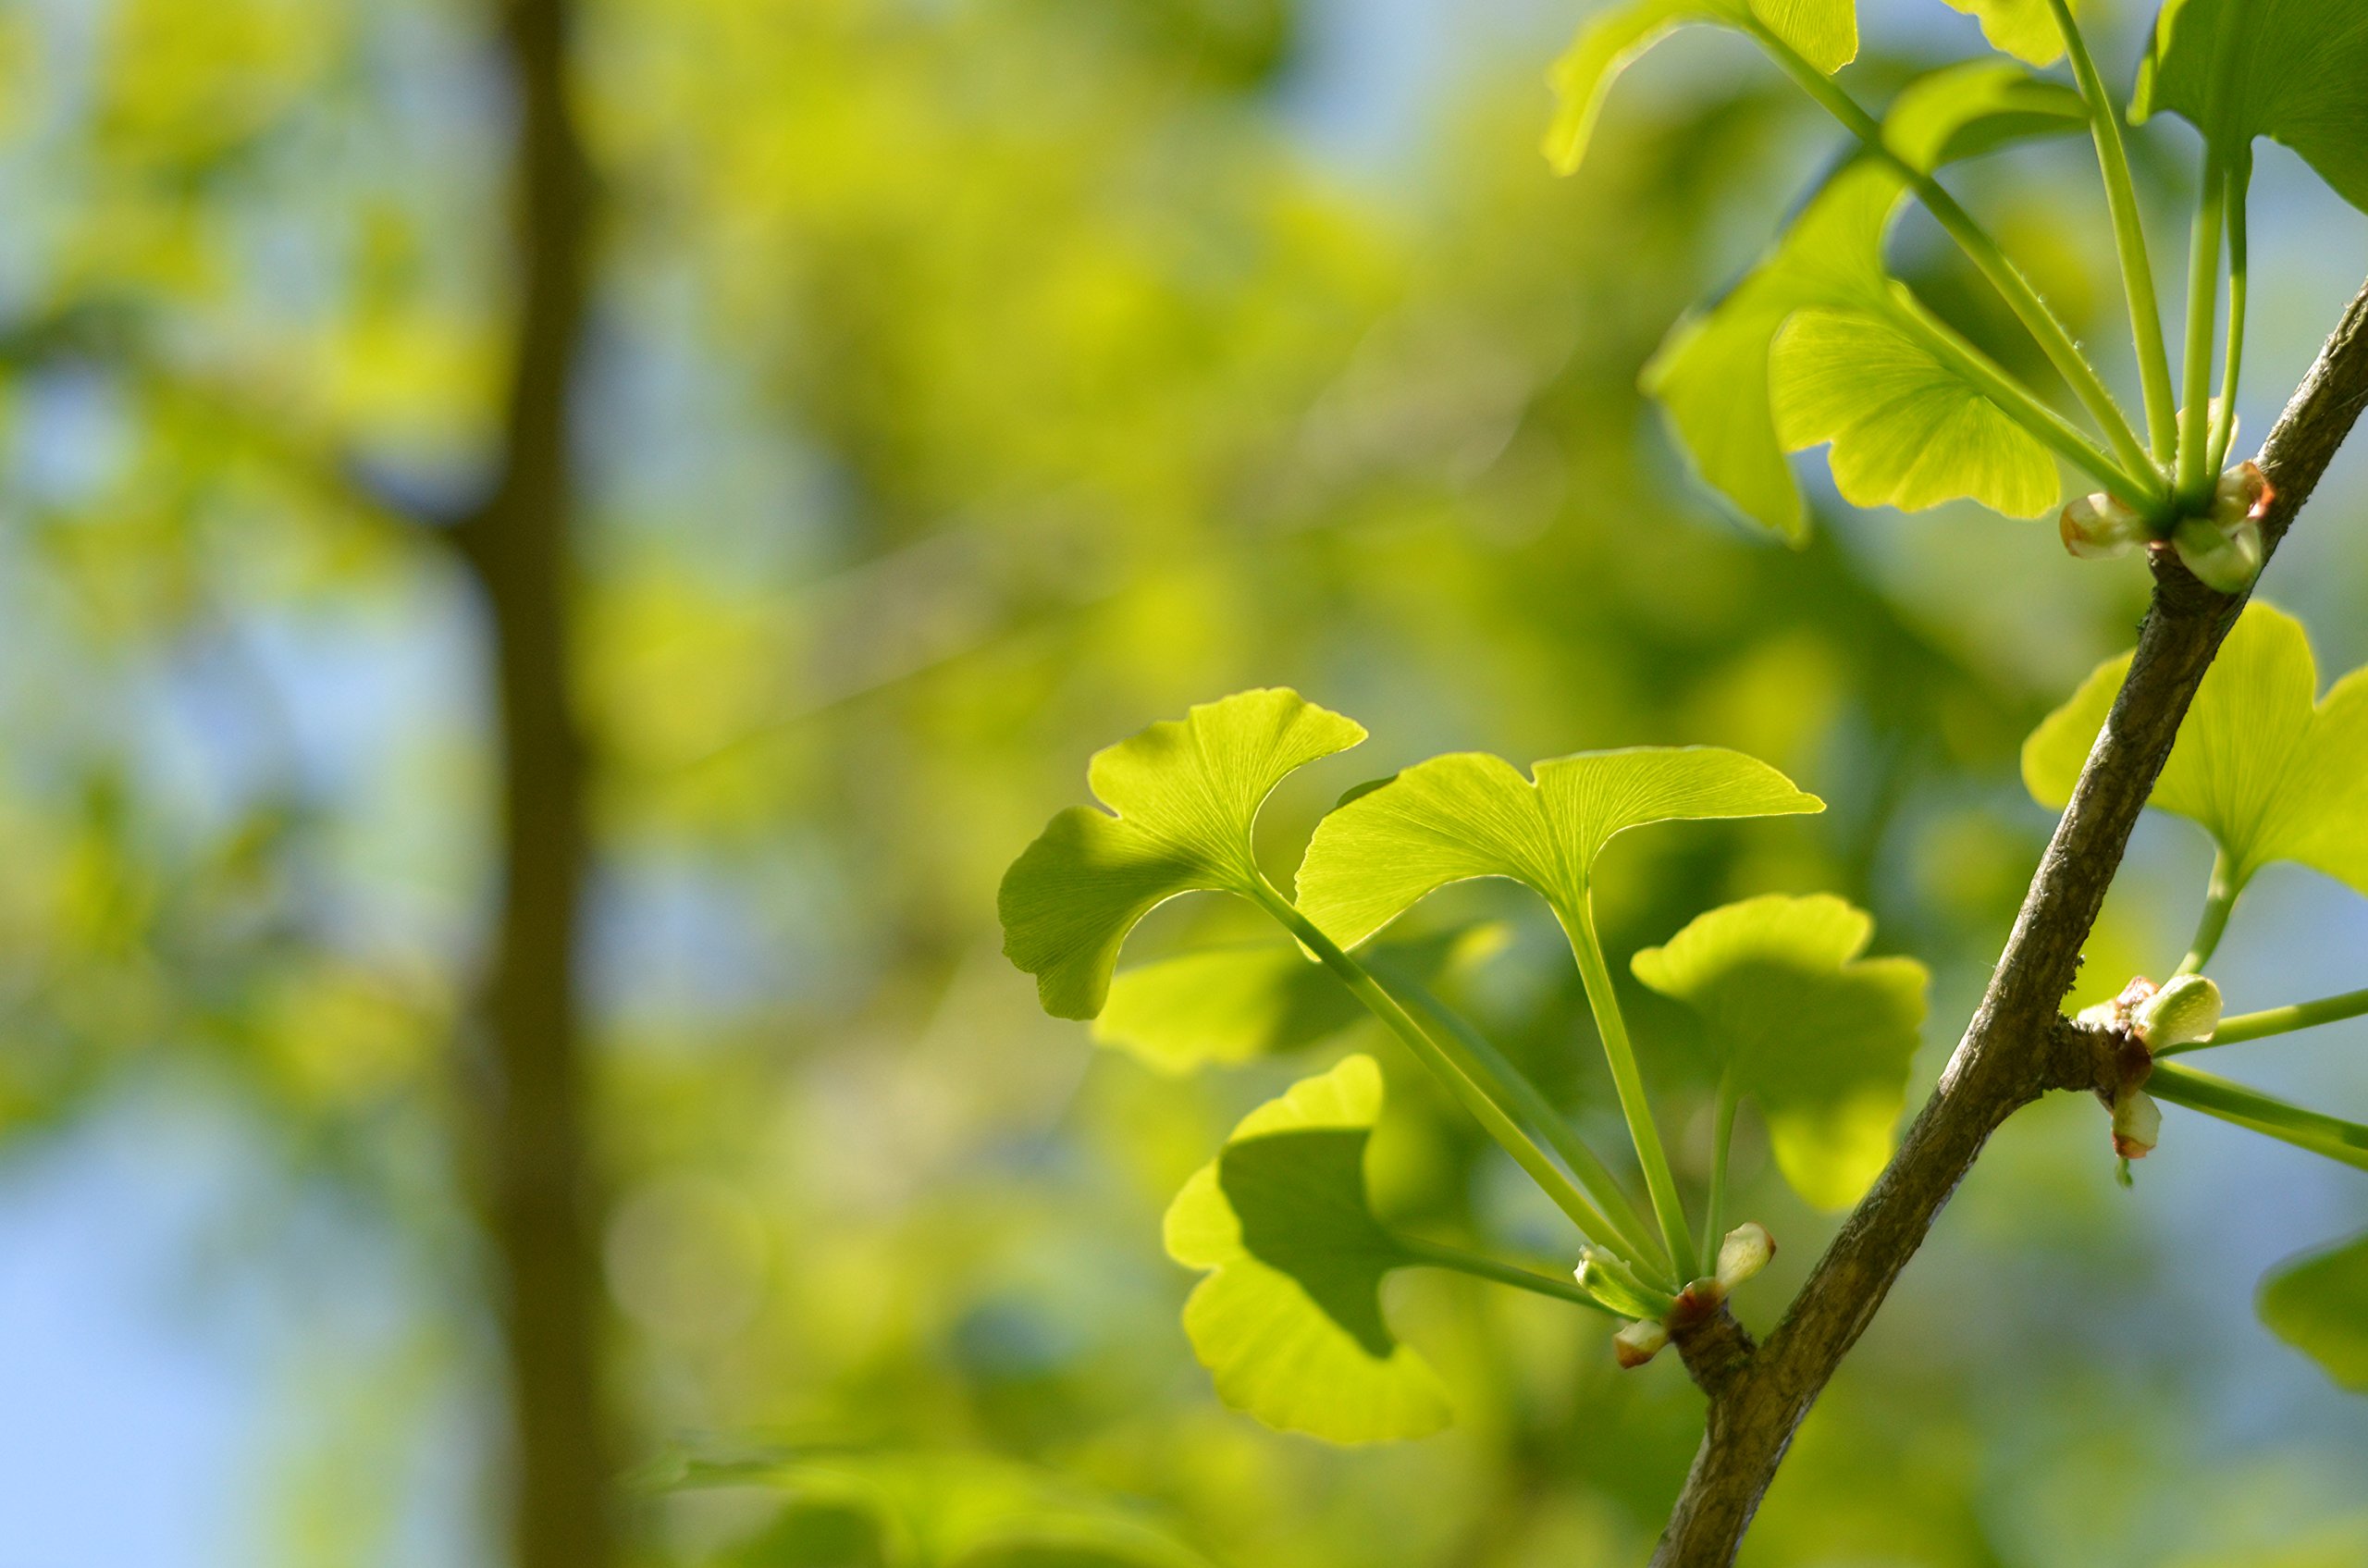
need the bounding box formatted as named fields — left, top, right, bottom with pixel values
left=1396, top=1235, right=1616, bottom=1314
left=2156, top=985, right=2368, bottom=1056
left=1557, top=895, right=1696, bottom=1278
left=1891, top=292, right=2152, bottom=506
left=2174, top=848, right=2240, bottom=977
left=2210, top=147, right=2251, bottom=475
left=1747, top=19, right=2163, bottom=498
left=2046, top=0, right=2178, bottom=463
left=2147, top=1061, right=2368, bottom=1172
left=1379, top=969, right=1671, bottom=1278
left=1702, top=1070, right=1739, bottom=1280
left=1247, top=881, right=1635, bottom=1259
left=2177, top=142, right=2227, bottom=504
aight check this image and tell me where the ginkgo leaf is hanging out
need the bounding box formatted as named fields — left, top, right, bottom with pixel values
left=999, top=690, right=1366, bottom=1019
left=1942, top=0, right=2069, bottom=67
left=1163, top=1055, right=1450, bottom=1442
left=1093, top=927, right=1499, bottom=1074
left=2022, top=602, right=2368, bottom=895
left=2134, top=0, right=2368, bottom=216
left=1770, top=305, right=2061, bottom=518
left=1630, top=894, right=1929, bottom=1208
left=1296, top=747, right=1821, bottom=949
left=1643, top=64, right=2081, bottom=537
left=1544, top=0, right=1857, bottom=176
left=2259, top=1231, right=2368, bottom=1393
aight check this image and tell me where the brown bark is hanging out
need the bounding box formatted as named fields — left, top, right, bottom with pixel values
left=1652, top=274, right=2368, bottom=1566
left=454, top=1, right=611, bottom=1565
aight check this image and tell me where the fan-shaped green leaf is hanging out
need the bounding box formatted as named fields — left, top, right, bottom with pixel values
left=2134, top=0, right=2368, bottom=216
left=1296, top=747, right=1821, bottom=949
left=2022, top=602, right=2368, bottom=895
left=1093, top=927, right=1500, bottom=1073
left=1941, top=0, right=2070, bottom=67
left=1630, top=895, right=1929, bottom=1208
left=1163, top=1055, right=1449, bottom=1442
left=1643, top=64, right=2081, bottom=536
left=999, top=690, right=1366, bottom=1019
left=1770, top=305, right=2061, bottom=518
left=1544, top=0, right=1857, bottom=176
left=2259, top=1230, right=2368, bottom=1393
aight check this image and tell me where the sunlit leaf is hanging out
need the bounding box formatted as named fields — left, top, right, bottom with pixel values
left=1630, top=894, right=1929, bottom=1208
left=1000, top=690, right=1365, bottom=1019
left=1163, top=1055, right=1450, bottom=1442
left=2135, top=0, right=2368, bottom=215
left=1941, top=0, right=2069, bottom=67
left=2022, top=602, right=2368, bottom=895
left=1770, top=305, right=2060, bottom=518
left=1544, top=0, right=1857, bottom=176
left=2259, top=1231, right=2368, bottom=1393
left=1296, top=747, right=1820, bottom=948
left=1644, top=64, right=2080, bottom=536
left=1093, top=927, right=1499, bottom=1073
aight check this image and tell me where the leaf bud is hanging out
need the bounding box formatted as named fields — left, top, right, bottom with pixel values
left=1574, top=1248, right=1675, bottom=1321
left=1671, top=1277, right=1728, bottom=1327
left=2060, top=492, right=2144, bottom=560
left=2133, top=973, right=2222, bottom=1052
left=1716, top=1221, right=1775, bottom=1290
left=2171, top=463, right=2273, bottom=593
left=2111, top=1088, right=2162, bottom=1160
left=1612, top=1316, right=1670, bottom=1369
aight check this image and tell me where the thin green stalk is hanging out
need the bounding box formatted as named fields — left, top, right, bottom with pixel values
left=1396, top=1235, right=1616, bottom=1314
left=2156, top=985, right=2368, bottom=1056
left=2147, top=1061, right=2368, bottom=1172
left=2210, top=147, right=2251, bottom=475
left=1702, top=1071, right=1739, bottom=1280
left=2177, top=142, right=2227, bottom=503
left=1891, top=293, right=2152, bottom=506
left=2175, top=848, right=2239, bottom=977
left=1381, top=969, right=1671, bottom=1278
left=1247, top=881, right=1634, bottom=1260
left=1747, top=19, right=2163, bottom=497
left=2046, top=0, right=2177, bottom=463
left=1557, top=895, right=1696, bottom=1279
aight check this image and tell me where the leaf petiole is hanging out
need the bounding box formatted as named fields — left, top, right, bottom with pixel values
left=1380, top=968, right=1671, bottom=1277
left=2155, top=985, right=2368, bottom=1056
left=1247, top=878, right=1648, bottom=1268
left=2147, top=1061, right=2368, bottom=1171
left=1395, top=1235, right=1617, bottom=1315
left=2177, top=142, right=2228, bottom=505
left=2175, top=847, right=2241, bottom=977
left=1558, top=895, right=1697, bottom=1280
left=1702, top=1069, right=1739, bottom=1280
left=2210, top=147, right=2252, bottom=475
left=2045, top=0, right=2178, bottom=466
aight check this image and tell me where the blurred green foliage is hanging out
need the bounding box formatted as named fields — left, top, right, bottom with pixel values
left=3, top=0, right=2366, bottom=1565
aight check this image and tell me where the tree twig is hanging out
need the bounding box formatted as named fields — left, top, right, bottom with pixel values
left=1650, top=273, right=2368, bottom=1567
left=458, top=2, right=614, bottom=1565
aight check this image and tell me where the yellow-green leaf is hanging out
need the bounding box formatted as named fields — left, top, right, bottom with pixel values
left=1093, top=927, right=1498, bottom=1074
left=1941, top=0, right=2070, bottom=67
left=2021, top=602, right=2368, bottom=895
left=1631, top=894, right=1929, bottom=1208
left=1163, top=1055, right=1450, bottom=1442
left=999, top=690, right=1366, bottom=1019
left=2135, top=0, right=2368, bottom=216
left=1544, top=0, right=1857, bottom=176
left=1770, top=304, right=2061, bottom=519
left=1643, top=64, right=2080, bottom=537
left=2259, top=1230, right=2368, bottom=1393
left=1296, top=747, right=1821, bottom=949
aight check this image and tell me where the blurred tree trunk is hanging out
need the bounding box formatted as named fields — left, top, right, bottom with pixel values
left=456, top=0, right=612, bottom=1565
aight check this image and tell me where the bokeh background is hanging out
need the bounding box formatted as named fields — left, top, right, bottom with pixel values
left=2, top=0, right=2365, bottom=1564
